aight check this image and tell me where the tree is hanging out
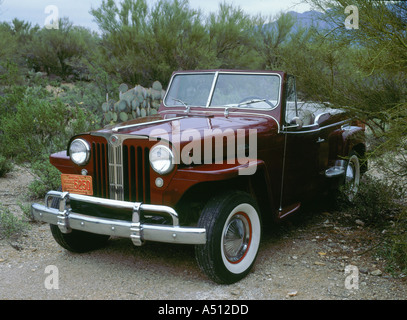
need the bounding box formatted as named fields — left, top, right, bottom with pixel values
left=27, top=17, right=96, bottom=78
left=298, top=0, right=406, bottom=185
left=256, top=12, right=296, bottom=70
left=90, top=0, right=279, bottom=86
left=206, top=2, right=264, bottom=69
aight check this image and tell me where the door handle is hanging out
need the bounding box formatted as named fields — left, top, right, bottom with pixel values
left=316, top=137, right=325, bottom=143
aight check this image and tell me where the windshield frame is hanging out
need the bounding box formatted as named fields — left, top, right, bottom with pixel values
left=163, top=71, right=282, bottom=112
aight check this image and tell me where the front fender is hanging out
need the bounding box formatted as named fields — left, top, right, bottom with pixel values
left=162, top=160, right=272, bottom=208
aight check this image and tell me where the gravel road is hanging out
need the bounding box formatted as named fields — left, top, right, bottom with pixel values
left=1, top=166, right=407, bottom=301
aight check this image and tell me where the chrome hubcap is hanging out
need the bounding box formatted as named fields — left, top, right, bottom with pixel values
left=344, top=155, right=360, bottom=200
left=346, top=162, right=355, bottom=188
left=223, top=213, right=251, bottom=263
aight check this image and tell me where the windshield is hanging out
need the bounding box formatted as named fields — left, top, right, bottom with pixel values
left=164, top=72, right=280, bottom=109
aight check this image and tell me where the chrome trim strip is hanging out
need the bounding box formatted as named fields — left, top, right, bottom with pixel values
left=91, top=132, right=149, bottom=140
left=31, top=191, right=206, bottom=246
left=108, top=142, right=123, bottom=201
left=283, top=120, right=348, bottom=134
left=110, top=116, right=188, bottom=133
left=206, top=71, right=219, bottom=107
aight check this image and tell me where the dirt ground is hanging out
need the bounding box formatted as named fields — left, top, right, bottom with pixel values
left=1, top=165, right=407, bottom=301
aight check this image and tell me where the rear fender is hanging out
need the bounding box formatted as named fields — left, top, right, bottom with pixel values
left=329, top=125, right=365, bottom=160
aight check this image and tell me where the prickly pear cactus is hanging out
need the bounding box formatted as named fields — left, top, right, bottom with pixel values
left=102, top=81, right=164, bottom=125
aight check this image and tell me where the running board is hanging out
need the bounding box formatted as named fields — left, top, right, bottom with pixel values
left=325, top=160, right=346, bottom=178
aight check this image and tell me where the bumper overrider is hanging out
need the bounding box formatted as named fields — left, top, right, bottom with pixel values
left=31, top=191, right=206, bottom=246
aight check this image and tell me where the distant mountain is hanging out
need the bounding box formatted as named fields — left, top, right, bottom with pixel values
left=261, top=10, right=337, bottom=38
left=287, top=10, right=334, bottom=31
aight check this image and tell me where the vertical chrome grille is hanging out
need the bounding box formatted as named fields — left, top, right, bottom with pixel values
left=92, top=136, right=151, bottom=203
left=108, top=143, right=124, bottom=201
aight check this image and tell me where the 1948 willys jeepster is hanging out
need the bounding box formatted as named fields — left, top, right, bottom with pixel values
left=31, top=70, right=366, bottom=284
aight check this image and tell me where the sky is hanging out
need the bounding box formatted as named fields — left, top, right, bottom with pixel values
left=0, top=0, right=313, bottom=31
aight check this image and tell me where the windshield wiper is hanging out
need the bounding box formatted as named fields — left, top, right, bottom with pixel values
left=173, top=98, right=190, bottom=113
left=238, top=98, right=267, bottom=107
left=224, top=99, right=268, bottom=117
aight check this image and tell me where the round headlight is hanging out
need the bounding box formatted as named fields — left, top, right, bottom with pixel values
left=149, top=144, right=174, bottom=175
left=69, top=139, right=90, bottom=166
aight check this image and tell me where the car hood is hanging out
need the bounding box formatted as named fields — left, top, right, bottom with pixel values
left=93, top=112, right=279, bottom=142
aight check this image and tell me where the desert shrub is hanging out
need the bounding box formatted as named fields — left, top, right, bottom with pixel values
left=26, top=18, right=96, bottom=79
left=0, top=203, right=30, bottom=240
left=0, top=155, right=13, bottom=177
left=377, top=207, right=407, bottom=275
left=28, top=157, right=61, bottom=199
left=337, top=174, right=407, bottom=275
left=58, top=81, right=106, bottom=117
left=338, top=175, right=403, bottom=228
left=0, top=86, right=100, bottom=163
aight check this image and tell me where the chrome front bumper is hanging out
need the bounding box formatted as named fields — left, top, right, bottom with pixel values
left=31, top=191, right=206, bottom=246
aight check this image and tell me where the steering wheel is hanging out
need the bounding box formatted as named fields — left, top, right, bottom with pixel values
left=238, top=96, right=274, bottom=108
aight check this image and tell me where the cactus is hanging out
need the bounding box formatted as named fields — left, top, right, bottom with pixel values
left=119, top=83, right=128, bottom=93
left=108, top=99, right=116, bottom=111
left=141, top=87, right=147, bottom=99
left=151, top=101, right=160, bottom=109
left=119, top=112, right=128, bottom=122
left=151, top=89, right=162, bottom=101
left=136, top=93, right=144, bottom=104
left=134, top=85, right=143, bottom=95
left=152, top=81, right=162, bottom=91
left=101, top=82, right=165, bottom=124
left=121, top=89, right=135, bottom=105
left=131, top=99, right=140, bottom=110
left=102, top=102, right=109, bottom=112
left=114, top=100, right=128, bottom=112
left=104, top=112, right=111, bottom=123
left=112, top=112, right=118, bottom=122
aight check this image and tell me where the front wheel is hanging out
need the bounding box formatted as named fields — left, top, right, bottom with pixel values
left=49, top=189, right=110, bottom=253
left=195, top=191, right=262, bottom=284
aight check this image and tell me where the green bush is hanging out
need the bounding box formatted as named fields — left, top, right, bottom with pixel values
left=377, top=206, right=407, bottom=275
left=0, top=203, right=30, bottom=240
left=0, top=86, right=100, bottom=163
left=338, top=175, right=403, bottom=227
left=0, top=155, right=13, bottom=177
left=28, top=157, right=61, bottom=199
left=58, top=81, right=106, bottom=116
left=337, top=175, right=407, bottom=275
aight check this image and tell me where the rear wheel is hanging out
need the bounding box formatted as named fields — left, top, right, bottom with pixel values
left=343, top=151, right=361, bottom=202
left=195, top=191, right=261, bottom=284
